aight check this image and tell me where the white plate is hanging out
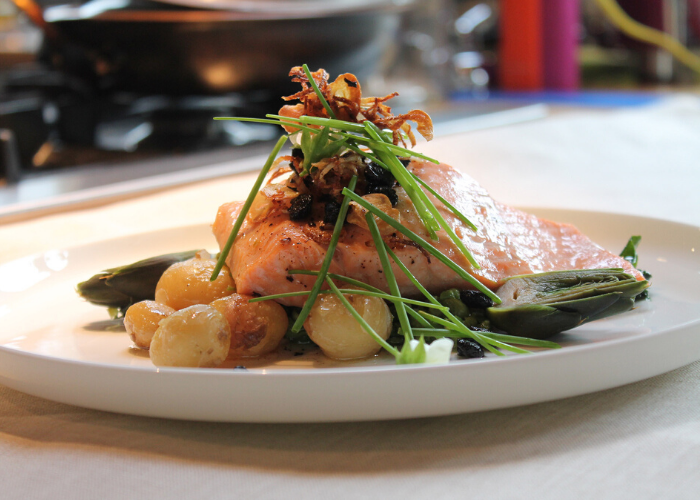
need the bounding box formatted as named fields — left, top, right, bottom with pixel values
left=0, top=209, right=698, bottom=422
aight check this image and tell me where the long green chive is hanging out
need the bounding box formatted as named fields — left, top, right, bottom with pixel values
left=417, top=309, right=531, bottom=355
left=214, top=116, right=321, bottom=137
left=267, top=113, right=367, bottom=135
left=416, top=310, right=531, bottom=355
left=249, top=289, right=448, bottom=310
left=214, top=117, right=279, bottom=124
left=414, top=185, right=481, bottom=269
left=288, top=270, right=385, bottom=293
left=342, top=189, right=501, bottom=304
left=342, top=142, right=388, bottom=168
left=290, top=269, right=444, bottom=341
left=405, top=305, right=435, bottom=328
left=297, top=115, right=368, bottom=134
left=211, top=135, right=288, bottom=280
left=412, top=329, right=560, bottom=349
left=390, top=283, right=505, bottom=356
left=383, top=245, right=504, bottom=356
left=479, top=332, right=560, bottom=349
left=265, top=113, right=440, bottom=163
left=414, top=309, right=507, bottom=356
left=325, top=277, right=399, bottom=357
left=340, top=131, right=439, bottom=163
left=290, top=176, right=358, bottom=332
left=347, top=145, right=482, bottom=265
left=365, top=213, right=413, bottom=340
left=339, top=132, right=437, bottom=167
left=354, top=135, right=439, bottom=164
left=302, top=126, right=330, bottom=173
left=411, top=173, right=477, bottom=232
left=363, top=137, right=478, bottom=269
left=291, top=269, right=449, bottom=327
left=362, top=121, right=440, bottom=240
left=302, top=64, right=336, bottom=120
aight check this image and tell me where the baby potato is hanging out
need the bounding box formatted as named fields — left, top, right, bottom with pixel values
left=150, top=304, right=231, bottom=368
left=124, top=300, right=175, bottom=349
left=155, top=254, right=234, bottom=310
left=210, top=294, right=288, bottom=358
left=304, top=288, right=393, bottom=360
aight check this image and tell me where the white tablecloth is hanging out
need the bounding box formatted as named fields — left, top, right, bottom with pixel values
left=1, top=97, right=699, bottom=500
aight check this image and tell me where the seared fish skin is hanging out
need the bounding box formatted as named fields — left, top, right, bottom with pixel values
left=213, top=160, right=643, bottom=306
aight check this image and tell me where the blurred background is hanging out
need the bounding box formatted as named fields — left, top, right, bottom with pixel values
left=0, top=0, right=698, bottom=211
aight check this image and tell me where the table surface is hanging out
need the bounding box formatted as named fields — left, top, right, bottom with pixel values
left=1, top=96, right=699, bottom=500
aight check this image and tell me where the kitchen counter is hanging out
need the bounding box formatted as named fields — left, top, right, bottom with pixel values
left=0, top=96, right=699, bottom=499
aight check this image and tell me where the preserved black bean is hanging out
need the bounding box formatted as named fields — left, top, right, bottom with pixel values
left=289, top=194, right=313, bottom=221
left=365, top=162, right=395, bottom=187
left=459, top=290, right=495, bottom=309
left=324, top=200, right=342, bottom=224
left=456, top=338, right=485, bottom=359
left=367, top=185, right=399, bottom=206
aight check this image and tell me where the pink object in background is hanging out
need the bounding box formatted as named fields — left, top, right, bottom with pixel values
left=542, top=0, right=580, bottom=90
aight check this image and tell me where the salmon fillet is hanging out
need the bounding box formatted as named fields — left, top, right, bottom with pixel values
left=213, top=160, right=642, bottom=307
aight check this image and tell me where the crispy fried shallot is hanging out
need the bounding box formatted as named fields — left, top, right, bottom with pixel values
left=279, top=67, right=433, bottom=147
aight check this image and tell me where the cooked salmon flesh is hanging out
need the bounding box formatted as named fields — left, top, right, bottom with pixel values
left=213, top=160, right=643, bottom=307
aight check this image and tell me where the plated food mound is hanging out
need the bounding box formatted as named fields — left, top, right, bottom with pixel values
left=77, top=65, right=650, bottom=368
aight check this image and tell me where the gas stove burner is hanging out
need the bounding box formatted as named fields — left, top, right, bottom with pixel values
left=90, top=94, right=278, bottom=152
left=0, top=64, right=281, bottom=183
